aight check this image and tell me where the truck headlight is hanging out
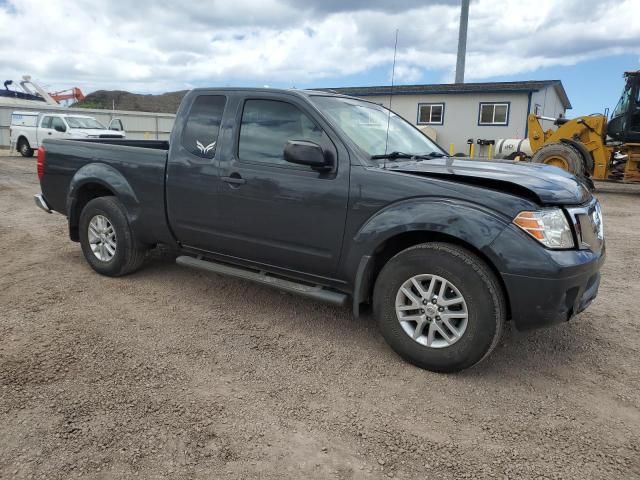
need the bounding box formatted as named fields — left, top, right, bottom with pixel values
left=513, top=208, right=574, bottom=249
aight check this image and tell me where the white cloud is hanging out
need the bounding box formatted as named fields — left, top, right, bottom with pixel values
left=0, top=0, right=639, bottom=94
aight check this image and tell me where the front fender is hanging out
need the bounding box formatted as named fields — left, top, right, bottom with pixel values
left=354, top=197, right=510, bottom=253
left=343, top=197, right=512, bottom=311
left=67, top=162, right=140, bottom=227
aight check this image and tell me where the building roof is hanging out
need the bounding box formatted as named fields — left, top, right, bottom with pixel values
left=321, top=80, right=572, bottom=109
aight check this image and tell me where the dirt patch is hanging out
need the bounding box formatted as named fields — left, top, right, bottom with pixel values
left=1, top=157, right=639, bottom=479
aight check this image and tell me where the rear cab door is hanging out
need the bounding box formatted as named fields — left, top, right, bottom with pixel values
left=37, top=115, right=54, bottom=146
left=166, top=93, right=229, bottom=249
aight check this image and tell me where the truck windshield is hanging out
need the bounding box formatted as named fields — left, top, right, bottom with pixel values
left=311, top=95, right=445, bottom=160
left=65, top=117, right=106, bottom=129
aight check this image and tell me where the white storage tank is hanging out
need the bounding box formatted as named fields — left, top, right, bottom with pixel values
left=494, top=138, right=533, bottom=159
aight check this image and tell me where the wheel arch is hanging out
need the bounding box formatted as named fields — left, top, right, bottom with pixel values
left=67, top=163, right=139, bottom=242
left=353, top=230, right=511, bottom=321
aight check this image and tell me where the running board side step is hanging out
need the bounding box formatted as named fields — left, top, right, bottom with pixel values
left=176, top=255, right=348, bottom=307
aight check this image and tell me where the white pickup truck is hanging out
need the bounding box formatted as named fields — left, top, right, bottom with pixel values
left=10, top=111, right=125, bottom=157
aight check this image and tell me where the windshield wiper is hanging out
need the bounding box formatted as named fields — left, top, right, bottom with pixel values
left=370, top=151, right=414, bottom=160
left=414, top=152, right=446, bottom=160
left=370, top=151, right=447, bottom=161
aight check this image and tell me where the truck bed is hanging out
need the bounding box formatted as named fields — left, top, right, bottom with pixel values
left=40, top=138, right=174, bottom=247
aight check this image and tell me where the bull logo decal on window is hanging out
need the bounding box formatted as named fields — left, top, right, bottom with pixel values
left=196, top=140, right=216, bottom=155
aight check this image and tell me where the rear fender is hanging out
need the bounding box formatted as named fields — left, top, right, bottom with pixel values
left=67, top=163, right=140, bottom=233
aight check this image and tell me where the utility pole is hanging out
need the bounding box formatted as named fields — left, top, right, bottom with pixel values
left=455, top=0, right=470, bottom=83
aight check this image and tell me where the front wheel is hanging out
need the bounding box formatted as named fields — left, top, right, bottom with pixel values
left=373, top=243, right=506, bottom=373
left=79, top=196, right=147, bottom=277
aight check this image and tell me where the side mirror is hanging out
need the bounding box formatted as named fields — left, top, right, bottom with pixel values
left=109, top=118, right=124, bottom=131
left=284, top=140, right=331, bottom=170
left=54, top=124, right=66, bottom=133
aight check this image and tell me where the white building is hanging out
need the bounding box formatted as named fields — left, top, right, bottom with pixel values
left=325, top=80, right=571, bottom=156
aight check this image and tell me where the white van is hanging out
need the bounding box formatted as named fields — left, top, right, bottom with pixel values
left=10, top=112, right=125, bottom=157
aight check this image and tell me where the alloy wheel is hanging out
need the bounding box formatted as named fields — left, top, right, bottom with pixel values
left=395, top=274, right=468, bottom=348
left=88, top=214, right=117, bottom=261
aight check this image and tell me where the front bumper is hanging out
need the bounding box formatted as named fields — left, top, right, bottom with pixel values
left=487, top=213, right=605, bottom=331
left=502, top=250, right=604, bottom=330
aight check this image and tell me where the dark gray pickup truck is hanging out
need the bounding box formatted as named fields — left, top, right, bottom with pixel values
left=35, top=88, right=605, bottom=372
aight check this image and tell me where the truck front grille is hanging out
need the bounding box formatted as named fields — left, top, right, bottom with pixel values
left=567, top=200, right=604, bottom=253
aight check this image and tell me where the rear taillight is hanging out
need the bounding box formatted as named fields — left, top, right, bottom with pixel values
left=37, top=146, right=46, bottom=180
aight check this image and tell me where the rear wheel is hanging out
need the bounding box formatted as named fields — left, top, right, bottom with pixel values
left=531, top=142, right=585, bottom=177
left=17, top=138, right=33, bottom=157
left=373, top=243, right=505, bottom=373
left=79, top=197, right=147, bottom=277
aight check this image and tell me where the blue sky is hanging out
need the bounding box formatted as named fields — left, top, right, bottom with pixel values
left=1, top=0, right=639, bottom=118
left=280, top=54, right=637, bottom=118
left=487, top=54, right=635, bottom=117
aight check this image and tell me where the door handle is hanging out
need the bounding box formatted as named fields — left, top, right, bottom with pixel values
left=221, top=174, right=246, bottom=186
left=48, top=132, right=52, bottom=135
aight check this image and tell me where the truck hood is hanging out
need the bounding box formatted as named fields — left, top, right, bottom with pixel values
left=386, top=157, right=591, bottom=206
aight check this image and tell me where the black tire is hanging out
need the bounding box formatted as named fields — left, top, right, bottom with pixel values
left=373, top=243, right=505, bottom=373
left=17, top=137, right=34, bottom=157
left=531, top=142, right=585, bottom=177
left=79, top=196, right=147, bottom=277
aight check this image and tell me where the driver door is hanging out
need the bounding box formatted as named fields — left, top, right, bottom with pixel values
left=212, top=94, right=350, bottom=278
left=49, top=116, right=68, bottom=139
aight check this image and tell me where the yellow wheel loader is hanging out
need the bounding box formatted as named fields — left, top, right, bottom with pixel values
left=527, top=71, right=640, bottom=183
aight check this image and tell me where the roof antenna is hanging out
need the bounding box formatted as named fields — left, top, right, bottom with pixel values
left=383, top=29, right=399, bottom=169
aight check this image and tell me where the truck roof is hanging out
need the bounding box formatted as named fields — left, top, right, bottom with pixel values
left=188, top=87, right=360, bottom=100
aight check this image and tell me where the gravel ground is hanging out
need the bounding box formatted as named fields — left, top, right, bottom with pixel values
left=1, top=155, right=639, bottom=479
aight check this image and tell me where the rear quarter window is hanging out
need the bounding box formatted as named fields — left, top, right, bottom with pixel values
left=181, top=95, right=227, bottom=159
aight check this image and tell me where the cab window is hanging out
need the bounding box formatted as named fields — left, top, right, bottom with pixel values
left=238, top=99, right=326, bottom=166
left=41, top=116, right=52, bottom=129
left=613, top=83, right=632, bottom=118
left=51, top=117, right=66, bottom=132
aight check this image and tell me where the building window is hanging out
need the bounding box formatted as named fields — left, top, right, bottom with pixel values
left=417, top=103, right=444, bottom=125
left=478, top=102, right=510, bottom=126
